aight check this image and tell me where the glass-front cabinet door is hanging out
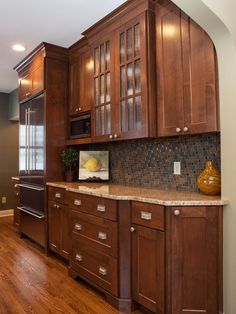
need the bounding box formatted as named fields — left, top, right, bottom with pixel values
left=92, top=35, right=115, bottom=141
left=114, top=13, right=149, bottom=140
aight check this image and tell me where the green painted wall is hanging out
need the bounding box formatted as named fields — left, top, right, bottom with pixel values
left=0, top=91, right=19, bottom=210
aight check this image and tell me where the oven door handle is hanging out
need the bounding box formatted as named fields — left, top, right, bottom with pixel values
left=18, top=207, right=45, bottom=219
left=18, top=184, right=44, bottom=191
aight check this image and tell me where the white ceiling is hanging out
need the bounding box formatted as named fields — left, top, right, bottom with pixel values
left=0, top=0, right=126, bottom=93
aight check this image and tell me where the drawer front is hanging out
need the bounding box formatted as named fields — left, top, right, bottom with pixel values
left=131, top=201, right=165, bottom=230
left=71, top=210, right=117, bottom=257
left=71, top=239, right=118, bottom=296
left=48, top=187, right=66, bottom=204
left=67, top=192, right=117, bottom=221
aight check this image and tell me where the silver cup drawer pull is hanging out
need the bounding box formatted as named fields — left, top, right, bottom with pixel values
left=75, top=254, right=83, bottom=262
left=99, top=266, right=107, bottom=276
left=55, top=193, right=61, bottom=199
left=75, top=223, right=82, bottom=231
left=141, top=211, right=152, bottom=220
left=97, top=204, right=106, bottom=212
left=74, top=199, right=81, bottom=206
left=98, top=232, right=107, bottom=240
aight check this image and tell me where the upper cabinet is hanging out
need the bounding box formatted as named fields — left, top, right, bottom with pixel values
left=66, top=0, right=220, bottom=144
left=91, top=34, right=115, bottom=142
left=69, top=39, right=93, bottom=116
left=18, top=49, right=45, bottom=103
left=84, top=0, right=157, bottom=143
left=156, top=3, right=219, bottom=137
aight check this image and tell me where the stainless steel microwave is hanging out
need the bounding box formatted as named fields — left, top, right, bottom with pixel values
left=69, top=113, right=91, bottom=139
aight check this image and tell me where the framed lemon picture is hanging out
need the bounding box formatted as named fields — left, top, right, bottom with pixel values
left=78, top=151, right=109, bottom=181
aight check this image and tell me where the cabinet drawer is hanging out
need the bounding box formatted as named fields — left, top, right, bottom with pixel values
left=71, top=239, right=118, bottom=296
left=71, top=210, right=117, bottom=257
left=67, top=192, right=117, bottom=221
left=131, top=201, right=165, bottom=231
left=48, top=187, right=66, bottom=204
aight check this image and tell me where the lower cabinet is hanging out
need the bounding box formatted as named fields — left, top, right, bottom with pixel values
left=131, top=225, right=165, bottom=313
left=47, top=186, right=223, bottom=314
left=167, top=206, right=223, bottom=314
left=48, top=199, right=70, bottom=260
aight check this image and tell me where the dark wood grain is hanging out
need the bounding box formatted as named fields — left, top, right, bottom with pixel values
left=167, top=206, right=223, bottom=314
left=131, top=201, right=165, bottom=230
left=131, top=225, right=165, bottom=313
left=66, top=191, right=118, bottom=221
left=0, top=216, right=143, bottom=313
left=156, top=2, right=219, bottom=137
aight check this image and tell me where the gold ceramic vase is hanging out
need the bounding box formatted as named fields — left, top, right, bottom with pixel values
left=197, top=161, right=221, bottom=195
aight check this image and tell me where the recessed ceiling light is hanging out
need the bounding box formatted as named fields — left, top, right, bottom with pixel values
left=12, top=44, right=26, bottom=52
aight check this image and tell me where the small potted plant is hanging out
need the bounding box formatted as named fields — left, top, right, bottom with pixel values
left=61, top=148, right=79, bottom=182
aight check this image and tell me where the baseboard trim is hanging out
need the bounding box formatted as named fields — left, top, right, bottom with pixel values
left=0, top=209, right=14, bottom=217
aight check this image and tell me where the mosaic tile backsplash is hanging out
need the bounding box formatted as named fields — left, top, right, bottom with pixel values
left=78, top=133, right=220, bottom=192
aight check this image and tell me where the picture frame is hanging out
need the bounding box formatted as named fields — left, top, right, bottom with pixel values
left=78, top=151, right=109, bottom=181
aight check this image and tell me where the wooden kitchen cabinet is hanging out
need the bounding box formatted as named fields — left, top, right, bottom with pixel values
left=12, top=178, right=20, bottom=230
left=131, top=225, right=165, bottom=313
left=156, top=2, right=219, bottom=136
left=167, top=206, right=223, bottom=314
left=48, top=188, right=70, bottom=260
left=85, top=0, right=156, bottom=143
left=131, top=202, right=165, bottom=313
left=18, top=49, right=44, bottom=102
left=69, top=38, right=93, bottom=115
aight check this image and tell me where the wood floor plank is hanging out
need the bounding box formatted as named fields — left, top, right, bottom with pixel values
left=0, top=217, right=142, bottom=314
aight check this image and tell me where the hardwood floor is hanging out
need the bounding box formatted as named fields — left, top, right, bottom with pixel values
left=0, top=216, right=142, bottom=314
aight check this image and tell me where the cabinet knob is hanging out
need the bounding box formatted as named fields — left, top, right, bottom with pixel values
left=141, top=211, right=152, bottom=220
left=176, top=128, right=181, bottom=133
left=183, top=126, right=189, bottom=132
left=173, top=209, right=180, bottom=216
left=79, top=107, right=82, bottom=111
left=109, top=134, right=113, bottom=139
left=98, top=232, right=107, bottom=240
left=99, top=266, right=107, bottom=276
left=114, top=134, right=118, bottom=139
left=16, top=193, right=19, bottom=196
left=55, top=193, right=61, bottom=199
left=14, top=184, right=19, bottom=188
left=97, top=204, right=106, bottom=212
left=75, top=108, right=79, bottom=112
left=75, top=254, right=83, bottom=262
left=54, top=204, right=57, bottom=208
left=130, top=227, right=136, bottom=233
left=74, top=199, right=81, bottom=206
left=75, top=223, right=82, bottom=231
left=57, top=205, right=60, bottom=209
left=26, top=92, right=31, bottom=97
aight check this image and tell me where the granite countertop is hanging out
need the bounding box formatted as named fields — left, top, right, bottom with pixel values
left=47, top=182, right=228, bottom=206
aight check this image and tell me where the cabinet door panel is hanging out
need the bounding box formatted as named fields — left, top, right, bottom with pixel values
left=70, top=50, right=92, bottom=116
left=132, top=225, right=164, bottom=313
left=19, top=70, right=31, bottom=102
left=92, top=37, right=115, bottom=142
left=156, top=4, right=184, bottom=136
left=183, top=18, right=219, bottom=133
left=115, top=13, right=150, bottom=140
left=169, top=206, right=222, bottom=314
left=48, top=201, right=61, bottom=253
